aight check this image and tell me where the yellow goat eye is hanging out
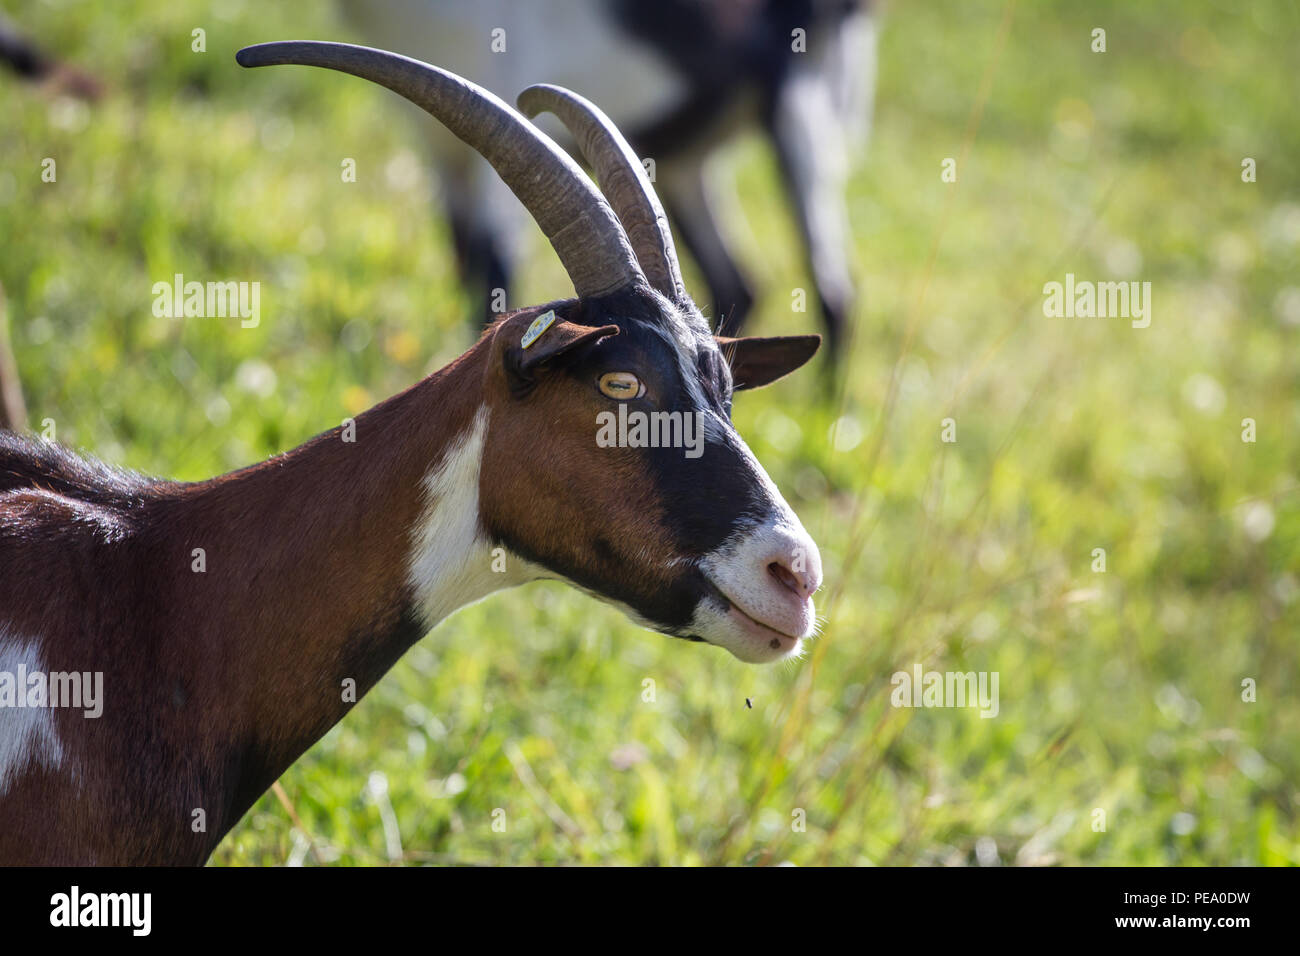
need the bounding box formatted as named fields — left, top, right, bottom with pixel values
left=598, top=371, right=644, bottom=400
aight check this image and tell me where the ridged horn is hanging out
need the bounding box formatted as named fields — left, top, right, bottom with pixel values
left=236, top=41, right=644, bottom=299
left=517, top=84, right=686, bottom=303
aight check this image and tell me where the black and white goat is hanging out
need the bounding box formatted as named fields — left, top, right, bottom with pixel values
left=339, top=0, right=875, bottom=357
left=0, top=10, right=101, bottom=100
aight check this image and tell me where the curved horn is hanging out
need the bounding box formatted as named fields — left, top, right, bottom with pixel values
left=518, top=84, right=686, bottom=303
left=236, top=41, right=644, bottom=299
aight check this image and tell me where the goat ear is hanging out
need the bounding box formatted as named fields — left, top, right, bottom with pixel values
left=504, top=316, right=619, bottom=397
left=716, top=334, right=820, bottom=390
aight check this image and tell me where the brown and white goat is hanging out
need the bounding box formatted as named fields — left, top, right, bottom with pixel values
left=0, top=42, right=822, bottom=865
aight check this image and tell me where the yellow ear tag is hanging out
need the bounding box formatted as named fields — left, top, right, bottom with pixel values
left=521, top=310, right=557, bottom=349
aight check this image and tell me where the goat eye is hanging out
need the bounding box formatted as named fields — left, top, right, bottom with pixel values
left=598, top=371, right=643, bottom=400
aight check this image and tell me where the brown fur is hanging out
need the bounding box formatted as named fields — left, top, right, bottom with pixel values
left=480, top=318, right=682, bottom=606
left=0, top=328, right=488, bottom=863
left=0, top=293, right=817, bottom=863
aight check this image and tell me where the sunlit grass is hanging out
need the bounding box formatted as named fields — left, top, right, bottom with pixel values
left=3, top=0, right=1297, bottom=865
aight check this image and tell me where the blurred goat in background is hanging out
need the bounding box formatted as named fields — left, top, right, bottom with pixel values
left=339, top=0, right=875, bottom=359
left=0, top=10, right=102, bottom=101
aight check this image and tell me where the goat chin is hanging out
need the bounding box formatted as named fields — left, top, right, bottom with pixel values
left=693, top=502, right=823, bottom=664
left=690, top=603, right=811, bottom=665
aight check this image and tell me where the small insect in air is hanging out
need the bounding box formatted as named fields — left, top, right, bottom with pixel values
left=745, top=698, right=753, bottom=709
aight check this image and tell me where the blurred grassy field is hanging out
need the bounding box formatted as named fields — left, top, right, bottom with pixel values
left=2, top=0, right=1297, bottom=865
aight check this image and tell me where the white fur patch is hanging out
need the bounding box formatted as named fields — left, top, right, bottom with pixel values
left=690, top=430, right=822, bottom=663
left=0, top=631, right=65, bottom=797
left=406, top=408, right=534, bottom=628
left=339, top=0, right=687, bottom=130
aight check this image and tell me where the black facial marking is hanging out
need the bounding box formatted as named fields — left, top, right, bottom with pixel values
left=571, top=290, right=772, bottom=555
left=504, top=286, right=779, bottom=638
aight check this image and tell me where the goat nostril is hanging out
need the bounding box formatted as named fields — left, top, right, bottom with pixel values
left=768, top=560, right=802, bottom=597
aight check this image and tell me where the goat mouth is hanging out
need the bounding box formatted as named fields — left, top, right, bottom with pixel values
left=701, top=577, right=801, bottom=644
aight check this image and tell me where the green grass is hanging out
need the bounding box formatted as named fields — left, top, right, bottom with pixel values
left=3, top=0, right=1297, bottom=865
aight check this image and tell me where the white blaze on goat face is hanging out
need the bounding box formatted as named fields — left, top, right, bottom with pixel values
left=657, top=299, right=824, bottom=662
left=634, top=298, right=824, bottom=662
left=691, top=433, right=823, bottom=663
